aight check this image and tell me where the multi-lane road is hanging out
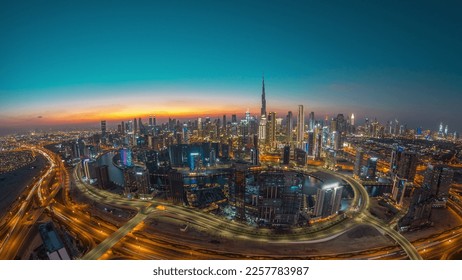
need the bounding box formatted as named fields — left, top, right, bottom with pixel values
left=1, top=145, right=461, bottom=260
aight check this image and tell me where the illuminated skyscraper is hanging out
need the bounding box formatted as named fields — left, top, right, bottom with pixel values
left=269, top=112, right=276, bottom=148
left=95, top=165, right=110, bottom=189
left=351, top=113, right=355, bottom=126
left=423, top=164, right=454, bottom=202
left=314, top=183, right=343, bottom=218
left=258, top=115, right=267, bottom=141
left=438, top=122, right=444, bottom=136
left=364, top=157, right=378, bottom=179
left=120, top=148, right=133, bottom=167
left=309, top=111, right=315, bottom=131
left=391, top=147, right=418, bottom=181
left=297, top=105, right=304, bottom=148
left=261, top=76, right=266, bottom=117
left=101, top=120, right=107, bottom=144
left=286, top=111, right=293, bottom=143
left=123, top=166, right=150, bottom=196
left=392, top=176, right=407, bottom=205
left=353, top=148, right=363, bottom=178
left=283, top=146, right=290, bottom=165
left=250, top=148, right=259, bottom=165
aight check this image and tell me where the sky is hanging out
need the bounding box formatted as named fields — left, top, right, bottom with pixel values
left=1, top=0, right=461, bottom=134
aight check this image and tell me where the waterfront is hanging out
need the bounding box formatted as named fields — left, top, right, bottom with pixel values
left=0, top=153, right=47, bottom=216
left=96, top=151, right=124, bottom=187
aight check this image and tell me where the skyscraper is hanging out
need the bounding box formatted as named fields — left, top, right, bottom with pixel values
left=392, top=176, right=407, bottom=205
left=297, top=105, right=304, bottom=148
left=364, top=157, right=378, bottom=179
left=269, top=112, right=276, bottom=148
left=423, top=164, right=454, bottom=201
left=314, top=183, right=343, bottom=218
left=101, top=120, right=107, bottom=144
left=390, top=146, right=418, bottom=181
left=95, top=165, right=110, bottom=189
left=261, top=76, right=266, bottom=117
left=309, top=112, right=315, bottom=131
left=353, top=148, right=364, bottom=178
left=258, top=115, right=267, bottom=142
left=283, top=146, right=290, bottom=165
left=286, top=111, right=293, bottom=143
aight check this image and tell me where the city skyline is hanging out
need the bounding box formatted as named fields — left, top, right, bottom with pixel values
left=1, top=0, right=462, bottom=135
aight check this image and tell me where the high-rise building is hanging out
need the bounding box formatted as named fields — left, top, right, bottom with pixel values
left=95, top=165, right=110, bottom=189
left=294, top=148, right=306, bottom=166
left=145, top=150, right=159, bottom=174
left=364, top=157, right=378, bottom=179
left=120, top=148, right=133, bottom=167
left=149, top=115, right=153, bottom=126
left=336, top=114, right=345, bottom=134
left=331, top=131, right=341, bottom=150
left=307, top=131, right=314, bottom=156
left=261, top=76, right=266, bottom=117
left=283, top=146, right=290, bottom=165
left=250, top=148, right=259, bottom=165
left=392, top=176, right=407, bottom=205
left=398, top=185, right=433, bottom=231
left=286, top=111, right=293, bottom=143
left=258, top=115, right=267, bottom=142
left=101, top=120, right=107, bottom=144
left=351, top=113, right=355, bottom=126
left=398, top=152, right=418, bottom=181
left=133, top=118, right=138, bottom=134
left=231, top=114, right=237, bottom=123
left=297, top=105, right=304, bottom=148
left=269, top=112, right=276, bottom=148
left=234, top=164, right=247, bottom=221
left=123, top=166, right=150, bottom=195
left=390, top=146, right=418, bottom=181
left=353, top=148, right=364, bottom=178
left=314, top=183, right=343, bottom=218
left=82, top=159, right=97, bottom=181
left=309, top=112, right=315, bottom=131
left=168, top=170, right=184, bottom=205
left=314, top=129, right=322, bottom=160
left=423, top=164, right=454, bottom=202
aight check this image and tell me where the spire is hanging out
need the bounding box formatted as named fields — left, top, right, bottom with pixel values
left=261, top=75, right=266, bottom=117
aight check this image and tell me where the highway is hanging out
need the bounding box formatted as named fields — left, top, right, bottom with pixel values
left=320, top=168, right=423, bottom=260
left=82, top=210, right=154, bottom=260
left=0, top=146, right=58, bottom=259
left=3, top=144, right=458, bottom=260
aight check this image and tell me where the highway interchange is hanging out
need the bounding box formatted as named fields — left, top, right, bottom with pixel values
left=1, top=145, right=461, bottom=260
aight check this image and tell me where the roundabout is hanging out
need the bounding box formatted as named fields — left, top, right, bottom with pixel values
left=71, top=159, right=422, bottom=260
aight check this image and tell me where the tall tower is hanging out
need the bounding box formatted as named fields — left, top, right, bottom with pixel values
left=286, top=111, right=293, bottom=143
left=261, top=76, right=266, bottom=117
left=309, top=112, right=315, bottom=131
left=269, top=112, right=276, bottom=148
left=101, top=120, right=107, bottom=143
left=297, top=105, right=304, bottom=148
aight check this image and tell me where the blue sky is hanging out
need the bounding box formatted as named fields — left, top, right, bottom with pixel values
left=1, top=0, right=461, bottom=133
